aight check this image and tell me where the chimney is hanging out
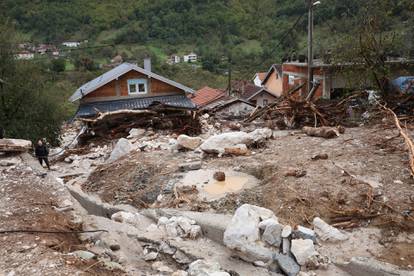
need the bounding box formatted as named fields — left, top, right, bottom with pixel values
left=144, top=58, right=152, bottom=72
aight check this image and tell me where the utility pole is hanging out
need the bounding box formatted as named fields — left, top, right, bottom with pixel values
left=307, top=0, right=314, bottom=95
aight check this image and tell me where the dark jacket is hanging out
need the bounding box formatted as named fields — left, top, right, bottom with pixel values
left=35, top=144, right=49, bottom=158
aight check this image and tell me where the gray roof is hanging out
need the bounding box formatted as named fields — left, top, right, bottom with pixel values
left=69, top=63, right=195, bottom=102
left=75, top=95, right=196, bottom=118
left=246, top=88, right=278, bottom=101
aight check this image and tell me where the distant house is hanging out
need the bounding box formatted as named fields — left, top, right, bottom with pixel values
left=282, top=59, right=414, bottom=99
left=210, top=97, right=256, bottom=119
left=69, top=61, right=196, bottom=118
left=183, top=52, right=198, bottom=63
left=190, top=86, right=227, bottom=109
left=244, top=88, right=278, bottom=107
left=16, top=51, right=34, bottom=60
left=252, top=72, right=267, bottom=87
left=262, top=64, right=284, bottom=97
left=168, top=55, right=181, bottom=65
left=62, top=41, right=81, bottom=48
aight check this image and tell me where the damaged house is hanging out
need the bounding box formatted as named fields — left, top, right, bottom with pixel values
left=69, top=60, right=199, bottom=139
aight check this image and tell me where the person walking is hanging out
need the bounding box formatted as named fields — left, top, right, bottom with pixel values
left=35, top=139, right=50, bottom=170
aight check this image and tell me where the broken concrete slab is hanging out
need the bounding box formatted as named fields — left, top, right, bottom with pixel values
left=274, top=253, right=300, bottom=276
left=292, top=226, right=316, bottom=243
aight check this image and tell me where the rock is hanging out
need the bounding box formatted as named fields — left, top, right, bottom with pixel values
left=303, top=126, right=340, bottom=139
left=311, top=153, right=329, bottom=160
left=111, top=211, right=148, bottom=228
left=282, top=238, right=291, bottom=255
left=0, top=157, right=20, bottom=167
left=248, top=128, right=273, bottom=142
left=200, top=132, right=253, bottom=155
left=224, top=144, right=249, bottom=156
left=337, top=256, right=414, bottom=276
left=258, top=218, right=279, bottom=230
left=292, top=226, right=316, bottom=242
left=127, top=128, right=146, bottom=139
left=284, top=167, right=307, bottom=178
left=189, top=225, right=202, bottom=239
left=282, top=225, right=292, bottom=238
left=172, top=270, right=189, bottom=276
left=313, top=217, right=348, bottom=242
left=103, top=261, right=125, bottom=271
left=291, top=239, right=317, bottom=265
left=254, top=261, right=267, bottom=267
left=223, top=204, right=278, bottom=262
left=58, top=199, right=73, bottom=208
left=179, top=161, right=202, bottom=172
left=188, top=260, right=227, bottom=276
left=228, top=122, right=242, bottom=131
left=173, top=250, right=193, bottom=264
left=213, top=171, right=226, bottom=181
left=262, top=223, right=283, bottom=247
left=159, top=241, right=176, bottom=255
left=306, top=254, right=329, bottom=270
left=274, top=253, right=300, bottom=276
left=108, top=138, right=133, bottom=162
left=72, top=250, right=95, bottom=260
left=158, top=216, right=169, bottom=226
left=152, top=261, right=174, bottom=273
left=177, top=135, right=204, bottom=150
left=144, top=251, right=158, bottom=261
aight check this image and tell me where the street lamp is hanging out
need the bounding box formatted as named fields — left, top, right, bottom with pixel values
left=307, top=0, right=321, bottom=95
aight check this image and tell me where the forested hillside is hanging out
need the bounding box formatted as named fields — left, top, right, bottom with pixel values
left=1, top=0, right=413, bottom=81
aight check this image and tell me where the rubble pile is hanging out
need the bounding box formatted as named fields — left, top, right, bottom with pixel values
left=223, top=204, right=348, bottom=275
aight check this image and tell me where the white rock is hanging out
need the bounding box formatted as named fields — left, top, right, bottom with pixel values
left=108, top=138, right=133, bottom=162
left=223, top=204, right=278, bottom=262
left=111, top=211, right=148, bottom=228
left=152, top=261, right=173, bottom=273
left=313, top=217, right=348, bottom=242
left=248, top=128, right=273, bottom=142
left=144, top=251, right=158, bottom=261
left=177, top=135, right=204, bottom=150
left=291, top=239, right=317, bottom=265
left=281, top=225, right=292, bottom=238
left=224, top=144, right=249, bottom=156
left=127, top=128, right=146, bottom=139
left=200, top=132, right=253, bottom=155
left=258, top=218, right=279, bottom=230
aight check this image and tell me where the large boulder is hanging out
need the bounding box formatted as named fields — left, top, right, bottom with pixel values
left=107, top=138, right=133, bottom=162
left=223, top=204, right=278, bottom=262
left=248, top=128, right=273, bottom=143
left=177, top=135, right=204, bottom=150
left=200, top=132, right=253, bottom=155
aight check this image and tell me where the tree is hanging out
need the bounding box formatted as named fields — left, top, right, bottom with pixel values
left=50, top=58, right=66, bottom=73
left=0, top=23, right=67, bottom=145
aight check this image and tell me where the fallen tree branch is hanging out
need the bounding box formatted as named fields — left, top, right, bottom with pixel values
left=378, top=102, right=414, bottom=176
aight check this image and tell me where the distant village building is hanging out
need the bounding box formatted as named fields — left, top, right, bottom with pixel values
left=69, top=60, right=195, bottom=118
left=183, top=52, right=198, bottom=63
left=168, top=55, right=181, bottom=65
left=252, top=72, right=267, bottom=87
left=62, top=42, right=80, bottom=48
left=16, top=51, right=34, bottom=60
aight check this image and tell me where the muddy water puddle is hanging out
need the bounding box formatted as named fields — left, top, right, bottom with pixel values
left=178, top=169, right=259, bottom=201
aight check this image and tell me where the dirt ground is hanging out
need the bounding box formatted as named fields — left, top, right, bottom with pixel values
left=0, top=163, right=123, bottom=276
left=80, top=123, right=414, bottom=270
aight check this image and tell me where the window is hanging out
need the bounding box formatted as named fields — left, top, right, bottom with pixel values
left=127, top=79, right=147, bottom=94
left=263, top=99, right=268, bottom=106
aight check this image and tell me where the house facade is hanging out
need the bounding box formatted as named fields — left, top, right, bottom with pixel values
left=70, top=61, right=196, bottom=117
left=262, top=64, right=284, bottom=97
left=62, top=42, right=80, bottom=48
left=168, top=55, right=181, bottom=65
left=246, top=88, right=278, bottom=107
left=16, top=51, right=34, bottom=60
left=183, top=53, right=198, bottom=63
left=252, top=72, right=267, bottom=87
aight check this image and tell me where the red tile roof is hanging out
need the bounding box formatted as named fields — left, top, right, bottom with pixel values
left=191, top=86, right=226, bottom=107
